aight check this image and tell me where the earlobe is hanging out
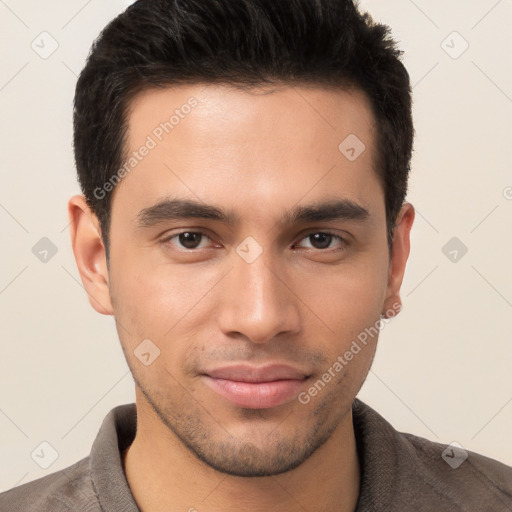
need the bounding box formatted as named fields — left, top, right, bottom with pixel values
left=68, top=195, right=114, bottom=315
left=382, top=202, right=415, bottom=319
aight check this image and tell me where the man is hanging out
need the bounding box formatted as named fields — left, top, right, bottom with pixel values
left=1, top=0, right=511, bottom=510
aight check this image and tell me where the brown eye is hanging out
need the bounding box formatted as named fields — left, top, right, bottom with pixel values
left=178, top=232, right=203, bottom=249
left=297, top=232, right=345, bottom=250
left=308, top=233, right=333, bottom=249
left=164, top=231, right=212, bottom=250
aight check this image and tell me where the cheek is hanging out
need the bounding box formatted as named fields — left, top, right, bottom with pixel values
left=289, top=253, right=389, bottom=384
left=109, top=261, right=207, bottom=391
left=108, top=253, right=221, bottom=347
left=294, top=257, right=388, bottom=330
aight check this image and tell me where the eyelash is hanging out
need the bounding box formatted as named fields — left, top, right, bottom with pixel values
left=161, top=230, right=348, bottom=252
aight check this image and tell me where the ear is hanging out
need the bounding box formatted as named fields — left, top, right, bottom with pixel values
left=68, top=195, right=113, bottom=315
left=382, top=202, right=415, bottom=319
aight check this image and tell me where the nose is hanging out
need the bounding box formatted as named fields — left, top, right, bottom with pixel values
left=217, top=251, right=301, bottom=344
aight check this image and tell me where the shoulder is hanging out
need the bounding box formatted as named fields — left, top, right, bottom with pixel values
left=0, top=457, right=100, bottom=512
left=353, top=399, right=512, bottom=511
left=399, top=430, right=512, bottom=510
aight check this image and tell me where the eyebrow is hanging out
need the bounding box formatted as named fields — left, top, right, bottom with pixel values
left=135, top=197, right=370, bottom=228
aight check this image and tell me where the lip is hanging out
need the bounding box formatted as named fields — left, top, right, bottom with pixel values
left=203, top=364, right=309, bottom=409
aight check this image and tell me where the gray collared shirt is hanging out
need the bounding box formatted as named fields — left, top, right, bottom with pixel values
left=1, top=399, right=511, bottom=511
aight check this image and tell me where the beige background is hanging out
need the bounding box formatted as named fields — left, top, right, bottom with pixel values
left=0, top=0, right=511, bottom=490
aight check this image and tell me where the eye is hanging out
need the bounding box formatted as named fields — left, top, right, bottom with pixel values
left=161, top=230, right=347, bottom=253
left=165, top=231, right=213, bottom=250
left=296, top=231, right=346, bottom=250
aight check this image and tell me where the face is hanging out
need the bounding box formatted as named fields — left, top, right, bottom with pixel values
left=70, top=83, right=413, bottom=477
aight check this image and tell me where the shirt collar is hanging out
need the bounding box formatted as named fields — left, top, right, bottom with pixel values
left=90, top=403, right=139, bottom=512
left=352, top=398, right=399, bottom=510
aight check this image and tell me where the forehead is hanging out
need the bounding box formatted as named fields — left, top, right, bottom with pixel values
left=113, top=83, right=382, bottom=227
left=126, top=83, right=376, bottom=150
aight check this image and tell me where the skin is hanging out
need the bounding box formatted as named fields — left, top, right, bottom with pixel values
left=69, top=83, right=414, bottom=512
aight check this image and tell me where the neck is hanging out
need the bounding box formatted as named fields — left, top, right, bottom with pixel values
left=123, top=398, right=360, bottom=512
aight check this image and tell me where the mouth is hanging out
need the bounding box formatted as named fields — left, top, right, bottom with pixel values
left=202, top=364, right=310, bottom=409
